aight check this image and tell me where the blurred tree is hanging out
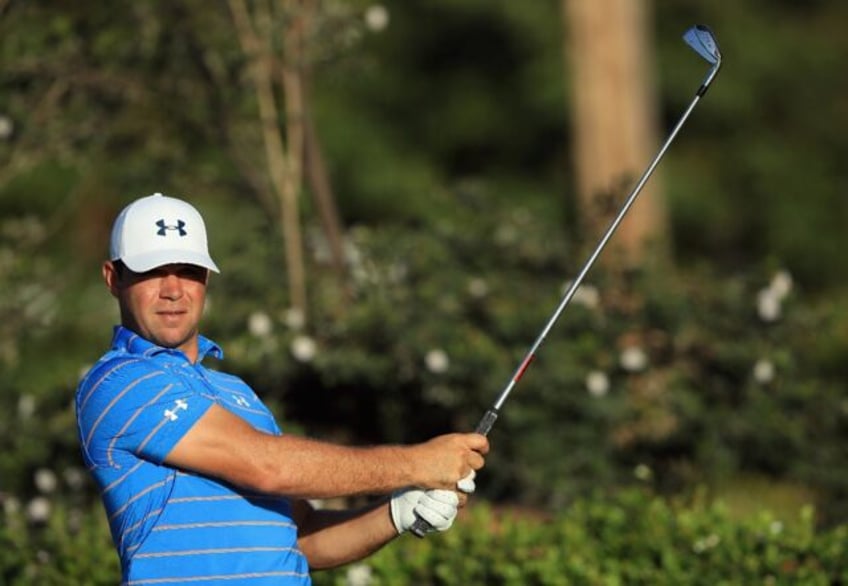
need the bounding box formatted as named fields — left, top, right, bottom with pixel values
left=228, top=0, right=309, bottom=318
left=563, top=0, right=667, bottom=269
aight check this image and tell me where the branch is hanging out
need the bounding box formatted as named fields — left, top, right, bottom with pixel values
left=228, top=0, right=308, bottom=318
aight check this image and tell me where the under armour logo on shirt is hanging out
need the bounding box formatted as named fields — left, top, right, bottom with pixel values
left=156, top=219, right=187, bottom=237
left=233, top=395, right=250, bottom=408
left=164, top=398, right=188, bottom=421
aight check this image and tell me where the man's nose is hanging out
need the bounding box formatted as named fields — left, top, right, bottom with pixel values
left=159, top=274, right=184, bottom=299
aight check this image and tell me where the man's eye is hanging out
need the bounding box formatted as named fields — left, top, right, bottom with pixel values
left=180, top=268, right=207, bottom=280
left=138, top=269, right=166, bottom=279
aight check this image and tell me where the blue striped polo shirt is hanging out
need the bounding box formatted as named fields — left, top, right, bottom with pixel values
left=76, top=326, right=311, bottom=585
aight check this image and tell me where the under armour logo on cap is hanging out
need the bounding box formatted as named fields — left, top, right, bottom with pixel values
left=109, top=192, right=220, bottom=273
left=155, top=219, right=188, bottom=237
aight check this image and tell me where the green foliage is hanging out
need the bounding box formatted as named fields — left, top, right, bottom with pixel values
left=3, top=0, right=848, bottom=580
left=658, top=2, right=848, bottom=289
left=1, top=501, right=119, bottom=585
left=198, top=180, right=848, bottom=523
left=314, top=489, right=848, bottom=585
left=3, top=489, right=846, bottom=585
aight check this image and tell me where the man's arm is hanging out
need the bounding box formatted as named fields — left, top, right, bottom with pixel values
left=165, top=403, right=488, bottom=499
left=290, top=499, right=397, bottom=570
left=291, top=492, right=465, bottom=570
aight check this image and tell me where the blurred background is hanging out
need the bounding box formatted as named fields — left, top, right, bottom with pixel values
left=2, top=0, right=848, bottom=581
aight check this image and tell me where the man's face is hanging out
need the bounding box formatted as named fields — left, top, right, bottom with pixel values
left=103, top=262, right=209, bottom=362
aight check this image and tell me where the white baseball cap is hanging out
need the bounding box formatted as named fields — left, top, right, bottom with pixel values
left=109, top=192, right=220, bottom=273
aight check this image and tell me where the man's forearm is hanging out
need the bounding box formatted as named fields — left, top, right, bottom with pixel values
left=166, top=404, right=487, bottom=499
left=258, top=435, right=418, bottom=498
left=293, top=499, right=398, bottom=570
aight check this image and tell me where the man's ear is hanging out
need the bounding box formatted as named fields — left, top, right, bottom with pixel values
left=102, top=261, right=120, bottom=298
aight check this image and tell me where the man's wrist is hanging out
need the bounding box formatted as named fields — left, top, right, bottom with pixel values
left=385, top=444, right=417, bottom=488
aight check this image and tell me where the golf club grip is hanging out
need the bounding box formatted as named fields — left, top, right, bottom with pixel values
left=474, top=408, right=499, bottom=436
left=409, top=515, right=432, bottom=538
left=409, top=408, right=500, bottom=538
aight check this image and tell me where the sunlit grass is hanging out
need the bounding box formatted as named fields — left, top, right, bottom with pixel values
left=710, top=473, right=818, bottom=529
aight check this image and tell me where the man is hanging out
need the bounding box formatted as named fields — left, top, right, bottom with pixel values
left=76, top=192, right=489, bottom=585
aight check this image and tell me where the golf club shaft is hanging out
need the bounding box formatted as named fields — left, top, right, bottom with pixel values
left=479, top=90, right=706, bottom=434
left=410, top=86, right=710, bottom=540
left=411, top=25, right=721, bottom=537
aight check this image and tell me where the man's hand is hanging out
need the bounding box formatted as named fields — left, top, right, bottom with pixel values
left=389, top=488, right=461, bottom=535
left=409, top=433, right=489, bottom=490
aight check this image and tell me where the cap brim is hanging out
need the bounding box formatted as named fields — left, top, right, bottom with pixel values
left=119, top=250, right=220, bottom=274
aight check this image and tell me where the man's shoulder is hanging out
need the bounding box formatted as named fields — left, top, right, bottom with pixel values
left=200, top=365, right=244, bottom=385
left=78, top=351, right=167, bottom=397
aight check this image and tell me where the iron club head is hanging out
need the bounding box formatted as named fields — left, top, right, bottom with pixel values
left=684, top=25, right=721, bottom=65
left=683, top=25, right=721, bottom=95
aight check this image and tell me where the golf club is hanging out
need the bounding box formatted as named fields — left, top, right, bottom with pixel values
left=411, top=24, right=721, bottom=538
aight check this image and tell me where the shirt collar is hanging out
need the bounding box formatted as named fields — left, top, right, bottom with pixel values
left=111, top=325, right=224, bottom=362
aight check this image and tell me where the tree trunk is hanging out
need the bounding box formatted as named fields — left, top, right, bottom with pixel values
left=300, top=0, right=350, bottom=303
left=229, top=0, right=308, bottom=320
left=563, top=0, right=667, bottom=269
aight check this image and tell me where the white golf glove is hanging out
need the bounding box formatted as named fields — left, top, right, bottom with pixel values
left=390, top=488, right=460, bottom=535
left=457, top=470, right=476, bottom=494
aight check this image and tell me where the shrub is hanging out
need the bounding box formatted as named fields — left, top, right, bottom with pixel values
left=0, top=500, right=119, bottom=585
left=2, top=487, right=846, bottom=584
left=313, top=489, right=848, bottom=586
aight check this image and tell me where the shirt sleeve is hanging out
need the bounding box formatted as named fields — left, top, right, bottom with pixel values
left=78, top=357, right=215, bottom=468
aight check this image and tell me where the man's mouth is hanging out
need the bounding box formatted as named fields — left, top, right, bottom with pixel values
left=157, top=309, right=187, bottom=322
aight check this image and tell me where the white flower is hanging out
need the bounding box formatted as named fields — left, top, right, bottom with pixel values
left=63, top=467, right=86, bottom=491
left=387, top=261, right=407, bottom=283
left=757, top=288, right=781, bottom=322
left=423, top=384, right=457, bottom=407
left=494, top=223, right=518, bottom=246
left=585, top=370, right=609, bottom=397
left=351, top=264, right=371, bottom=287
left=577, top=284, right=600, bottom=309
left=3, top=496, right=20, bottom=516
left=34, top=469, right=58, bottom=494
left=248, top=311, right=273, bottom=338
left=0, top=115, right=13, bottom=140
left=344, top=238, right=364, bottom=267
left=693, top=533, right=720, bottom=554
left=620, top=346, right=648, bottom=372
left=753, top=359, right=775, bottom=384
left=770, top=270, right=793, bottom=300
left=345, top=563, right=374, bottom=586
left=562, top=281, right=600, bottom=309
left=707, top=534, right=720, bottom=547
left=290, top=335, right=317, bottom=363
left=468, top=278, right=489, bottom=299
left=425, top=349, right=450, bottom=374
left=68, top=508, right=83, bottom=534
left=364, top=5, right=389, bottom=33
left=18, top=394, right=36, bottom=419
left=634, top=463, right=653, bottom=481
left=283, top=307, right=306, bottom=331
left=26, top=497, right=51, bottom=523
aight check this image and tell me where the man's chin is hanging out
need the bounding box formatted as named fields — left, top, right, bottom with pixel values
left=151, top=330, right=194, bottom=352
